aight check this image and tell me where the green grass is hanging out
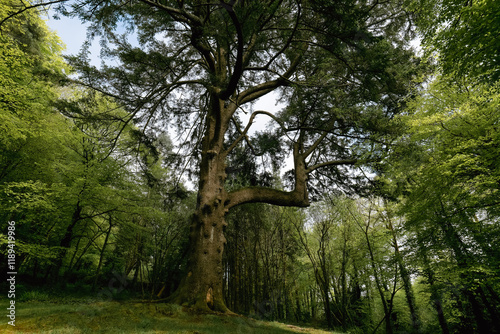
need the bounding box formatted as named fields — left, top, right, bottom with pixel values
left=0, top=298, right=339, bottom=334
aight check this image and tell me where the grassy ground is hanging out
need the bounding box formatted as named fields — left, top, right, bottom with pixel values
left=0, top=298, right=339, bottom=334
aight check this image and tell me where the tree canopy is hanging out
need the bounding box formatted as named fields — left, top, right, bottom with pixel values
left=1, top=0, right=422, bottom=313
left=3, top=0, right=499, bottom=332
left=12, top=0, right=420, bottom=312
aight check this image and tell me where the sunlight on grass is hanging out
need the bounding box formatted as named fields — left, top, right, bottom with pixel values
left=0, top=299, right=340, bottom=334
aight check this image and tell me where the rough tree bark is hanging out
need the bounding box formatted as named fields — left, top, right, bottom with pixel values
left=166, top=93, right=232, bottom=312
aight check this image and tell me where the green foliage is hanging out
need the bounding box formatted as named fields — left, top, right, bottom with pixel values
left=0, top=3, right=76, bottom=271
left=0, top=1, right=68, bottom=182
left=18, top=290, right=51, bottom=302
left=382, top=75, right=500, bottom=333
left=410, top=0, right=500, bottom=81
left=0, top=1, right=193, bottom=295
left=399, top=76, right=500, bottom=230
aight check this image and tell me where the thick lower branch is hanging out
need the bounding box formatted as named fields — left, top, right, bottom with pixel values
left=237, top=79, right=286, bottom=105
left=226, top=187, right=309, bottom=210
left=226, top=156, right=361, bottom=209
left=226, top=141, right=310, bottom=209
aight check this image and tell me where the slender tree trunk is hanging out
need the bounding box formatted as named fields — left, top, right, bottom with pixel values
left=431, top=290, right=449, bottom=334
left=93, top=218, right=113, bottom=289
left=340, top=234, right=349, bottom=331
left=68, top=234, right=82, bottom=271
left=54, top=202, right=82, bottom=278
left=364, top=224, right=393, bottom=334
left=420, top=244, right=450, bottom=334
left=253, top=240, right=259, bottom=315
left=318, top=255, right=334, bottom=329
left=296, top=290, right=302, bottom=322
left=233, top=220, right=239, bottom=311
left=386, top=218, right=421, bottom=333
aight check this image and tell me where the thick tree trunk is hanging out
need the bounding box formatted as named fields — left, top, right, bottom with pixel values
left=168, top=208, right=229, bottom=312
left=167, top=106, right=230, bottom=311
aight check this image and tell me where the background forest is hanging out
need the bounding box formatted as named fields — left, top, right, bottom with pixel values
left=1, top=0, right=499, bottom=333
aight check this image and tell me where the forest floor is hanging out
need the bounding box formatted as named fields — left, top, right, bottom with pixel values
left=0, top=298, right=339, bottom=334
